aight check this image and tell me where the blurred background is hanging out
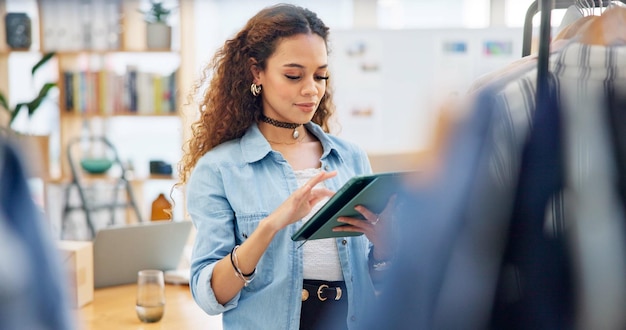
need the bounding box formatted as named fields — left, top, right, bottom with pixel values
left=0, top=0, right=561, bottom=239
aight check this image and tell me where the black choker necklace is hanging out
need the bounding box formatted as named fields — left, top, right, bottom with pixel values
left=261, top=115, right=302, bottom=139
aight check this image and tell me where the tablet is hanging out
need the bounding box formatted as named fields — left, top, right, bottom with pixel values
left=291, top=171, right=411, bottom=241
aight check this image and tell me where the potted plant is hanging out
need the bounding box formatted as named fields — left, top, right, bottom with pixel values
left=0, top=52, right=57, bottom=179
left=0, top=52, right=57, bottom=128
left=139, top=0, right=176, bottom=50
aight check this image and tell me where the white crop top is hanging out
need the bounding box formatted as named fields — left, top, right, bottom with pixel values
left=294, top=168, right=344, bottom=281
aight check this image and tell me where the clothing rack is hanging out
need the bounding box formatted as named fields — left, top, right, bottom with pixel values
left=522, top=0, right=626, bottom=57
left=518, top=2, right=626, bottom=328
left=535, top=0, right=554, bottom=103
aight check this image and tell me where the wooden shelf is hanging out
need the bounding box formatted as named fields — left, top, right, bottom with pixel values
left=129, top=174, right=177, bottom=182
left=46, top=173, right=176, bottom=185
left=3, top=0, right=195, bottom=220
left=59, top=112, right=180, bottom=119
left=50, top=49, right=180, bottom=56
left=0, top=49, right=36, bottom=54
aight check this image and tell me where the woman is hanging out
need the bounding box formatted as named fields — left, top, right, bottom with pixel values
left=178, top=4, right=393, bottom=329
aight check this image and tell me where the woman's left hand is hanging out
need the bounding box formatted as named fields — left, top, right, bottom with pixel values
left=333, top=194, right=397, bottom=261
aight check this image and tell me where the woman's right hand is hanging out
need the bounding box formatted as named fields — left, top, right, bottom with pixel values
left=267, top=170, right=337, bottom=232
left=210, top=171, right=336, bottom=304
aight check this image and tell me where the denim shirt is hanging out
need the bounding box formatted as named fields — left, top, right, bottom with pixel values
left=187, top=122, right=377, bottom=329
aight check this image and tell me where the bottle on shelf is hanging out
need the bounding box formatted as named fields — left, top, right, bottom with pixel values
left=151, top=193, right=172, bottom=221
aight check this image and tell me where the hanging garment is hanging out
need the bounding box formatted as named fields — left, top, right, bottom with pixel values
left=489, top=72, right=573, bottom=330
left=556, top=42, right=626, bottom=330
left=361, top=39, right=626, bottom=330
left=0, top=138, right=75, bottom=330
left=358, top=64, right=540, bottom=329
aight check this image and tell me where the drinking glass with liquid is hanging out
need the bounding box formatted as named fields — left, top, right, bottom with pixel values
left=136, top=269, right=165, bottom=323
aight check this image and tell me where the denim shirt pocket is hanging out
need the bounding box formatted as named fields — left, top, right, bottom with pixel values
left=235, top=212, right=274, bottom=290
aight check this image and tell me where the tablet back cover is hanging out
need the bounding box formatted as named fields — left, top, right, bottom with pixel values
left=291, top=171, right=405, bottom=241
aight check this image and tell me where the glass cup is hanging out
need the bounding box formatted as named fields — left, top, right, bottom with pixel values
left=135, top=269, right=165, bottom=323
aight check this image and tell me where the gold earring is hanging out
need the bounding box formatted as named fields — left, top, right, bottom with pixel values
left=251, top=83, right=262, bottom=96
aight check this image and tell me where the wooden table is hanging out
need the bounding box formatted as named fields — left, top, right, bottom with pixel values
left=78, top=283, right=221, bottom=329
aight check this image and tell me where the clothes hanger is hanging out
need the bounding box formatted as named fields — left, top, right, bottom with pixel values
left=557, top=4, right=584, bottom=33
left=554, top=15, right=597, bottom=41
left=522, top=0, right=613, bottom=56
left=577, top=0, right=626, bottom=45
left=576, top=0, right=591, bottom=16
left=554, top=1, right=605, bottom=42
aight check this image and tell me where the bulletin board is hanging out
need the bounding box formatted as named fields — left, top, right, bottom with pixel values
left=328, top=27, right=524, bottom=153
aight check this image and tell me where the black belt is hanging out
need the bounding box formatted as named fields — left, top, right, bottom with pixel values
left=302, top=280, right=346, bottom=302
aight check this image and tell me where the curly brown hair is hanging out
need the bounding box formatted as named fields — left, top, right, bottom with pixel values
left=177, top=4, right=336, bottom=186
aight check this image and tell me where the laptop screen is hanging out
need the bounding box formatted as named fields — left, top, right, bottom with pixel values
left=93, top=220, right=192, bottom=288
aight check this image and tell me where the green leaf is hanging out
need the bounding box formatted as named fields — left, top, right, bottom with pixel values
left=10, top=103, right=27, bottom=124
left=140, top=0, right=175, bottom=23
left=2, top=49, right=57, bottom=128
left=0, top=93, right=9, bottom=112
left=27, top=82, right=57, bottom=116
left=31, top=52, right=56, bottom=76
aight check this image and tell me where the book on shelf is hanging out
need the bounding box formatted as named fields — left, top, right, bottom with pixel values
left=63, top=71, right=74, bottom=113
left=153, top=74, right=163, bottom=114
left=62, top=68, right=177, bottom=115
left=125, top=66, right=138, bottom=113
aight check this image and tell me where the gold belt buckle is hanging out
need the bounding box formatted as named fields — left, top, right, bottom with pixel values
left=317, top=284, right=329, bottom=301
left=316, top=284, right=343, bottom=301
left=303, top=284, right=343, bottom=302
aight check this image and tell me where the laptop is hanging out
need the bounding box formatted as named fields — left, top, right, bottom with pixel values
left=93, top=220, right=193, bottom=288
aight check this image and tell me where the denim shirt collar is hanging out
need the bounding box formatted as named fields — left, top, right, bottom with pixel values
left=240, top=121, right=342, bottom=164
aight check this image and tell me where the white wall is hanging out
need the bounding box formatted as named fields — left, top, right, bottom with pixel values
left=378, top=0, right=490, bottom=29
left=192, top=0, right=354, bottom=70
